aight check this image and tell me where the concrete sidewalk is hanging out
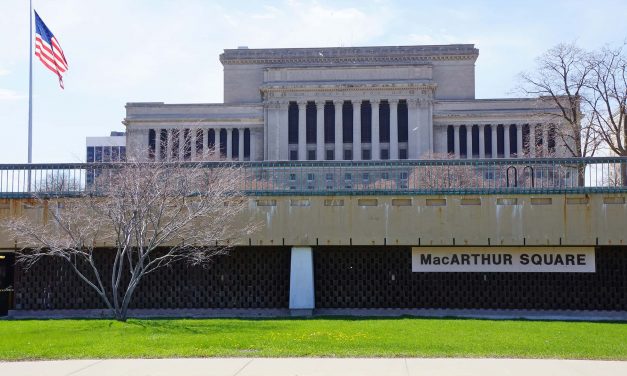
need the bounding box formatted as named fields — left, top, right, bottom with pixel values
left=1, top=358, right=626, bottom=376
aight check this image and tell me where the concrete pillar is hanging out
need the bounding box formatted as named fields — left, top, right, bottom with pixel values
left=389, top=99, right=399, bottom=160
left=453, top=125, right=460, bottom=159
left=478, top=124, right=485, bottom=159
left=167, top=129, right=173, bottom=161
left=238, top=128, right=245, bottom=161
left=407, top=99, right=419, bottom=159
left=289, top=246, right=314, bottom=314
left=316, top=101, right=325, bottom=160
left=352, top=100, right=362, bottom=160
left=226, top=128, right=233, bottom=160
left=191, top=129, right=197, bottom=160
left=516, top=124, right=523, bottom=158
left=250, top=129, right=257, bottom=161
left=178, top=129, right=185, bottom=160
left=334, top=100, right=343, bottom=160
left=466, top=125, right=473, bottom=159
left=298, top=101, right=307, bottom=161
left=371, top=99, right=380, bottom=160
left=491, top=125, right=498, bottom=158
left=504, top=124, right=511, bottom=158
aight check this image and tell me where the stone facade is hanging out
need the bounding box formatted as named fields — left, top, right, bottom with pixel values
left=124, top=44, right=565, bottom=161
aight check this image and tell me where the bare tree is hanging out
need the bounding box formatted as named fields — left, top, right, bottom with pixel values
left=2, top=158, right=258, bottom=321
left=519, top=43, right=600, bottom=160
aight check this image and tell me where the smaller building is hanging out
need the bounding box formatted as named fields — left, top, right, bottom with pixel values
left=86, top=131, right=127, bottom=163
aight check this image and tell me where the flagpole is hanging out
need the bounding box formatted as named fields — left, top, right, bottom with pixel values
left=28, top=0, right=33, bottom=164
left=27, top=0, right=33, bottom=192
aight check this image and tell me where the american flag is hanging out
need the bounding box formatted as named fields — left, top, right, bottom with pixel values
left=34, top=11, right=68, bottom=89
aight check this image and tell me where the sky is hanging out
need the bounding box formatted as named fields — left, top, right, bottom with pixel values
left=1, top=0, right=626, bottom=163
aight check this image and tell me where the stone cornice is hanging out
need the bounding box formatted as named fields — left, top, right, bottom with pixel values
left=220, top=44, right=478, bottom=65
left=261, top=81, right=437, bottom=93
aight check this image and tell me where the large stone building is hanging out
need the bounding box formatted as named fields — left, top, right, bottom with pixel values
left=124, top=44, right=563, bottom=161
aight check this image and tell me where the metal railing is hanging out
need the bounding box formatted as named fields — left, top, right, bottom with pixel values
left=1, top=157, right=627, bottom=197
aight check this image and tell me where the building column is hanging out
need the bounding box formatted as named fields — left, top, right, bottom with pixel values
left=289, top=246, right=314, bottom=315
left=226, top=128, right=233, bottom=160
left=352, top=100, right=362, bottom=160
left=453, top=125, right=460, bottom=159
left=466, top=125, right=473, bottom=159
left=316, top=100, right=325, bottom=161
left=191, top=129, right=197, bottom=160
left=407, top=99, right=419, bottom=159
left=250, top=128, right=257, bottom=161
left=504, top=124, right=511, bottom=158
left=371, top=99, right=380, bottom=160
left=298, top=101, right=307, bottom=160
left=389, top=99, right=399, bottom=160
left=166, top=129, right=173, bottom=161
left=516, top=124, right=523, bottom=158
left=334, top=100, right=343, bottom=160
left=478, top=124, right=485, bottom=159
left=491, top=125, right=498, bottom=158
left=238, top=128, right=245, bottom=161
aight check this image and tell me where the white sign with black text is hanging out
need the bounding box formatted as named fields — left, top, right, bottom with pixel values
left=411, top=247, right=595, bottom=273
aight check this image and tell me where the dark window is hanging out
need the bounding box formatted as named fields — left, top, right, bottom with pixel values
left=381, top=149, right=389, bottom=160
left=103, top=146, right=111, bottom=162
left=208, top=129, right=216, bottom=153
left=447, top=125, right=454, bottom=155
left=398, top=100, right=408, bottom=143
left=171, top=129, right=180, bottom=160
left=196, top=129, right=204, bottom=157
left=148, top=129, right=156, bottom=160
left=324, top=102, right=334, bottom=144
left=244, top=128, right=250, bottom=159
left=399, top=148, right=408, bottom=160
left=112, top=146, right=120, bottom=162
left=460, top=125, right=468, bottom=158
left=362, top=149, right=371, bottom=160
left=306, top=102, right=316, bottom=144
left=233, top=129, right=240, bottom=159
left=326, top=149, right=334, bottom=160
left=183, top=129, right=191, bottom=160
left=119, top=146, right=126, bottom=161
left=307, top=150, right=316, bottom=160
left=522, top=124, right=530, bottom=156
left=472, top=125, right=480, bottom=157
left=510, top=125, right=518, bottom=156
left=159, top=130, right=168, bottom=160
left=289, top=150, right=298, bottom=161
left=548, top=124, right=556, bottom=154
left=361, top=101, right=371, bottom=143
left=288, top=102, right=298, bottom=144
left=535, top=125, right=543, bottom=156
left=219, top=129, right=227, bottom=158
left=342, top=101, right=353, bottom=143
left=86, top=147, right=94, bottom=163
left=379, top=101, right=390, bottom=143
left=497, top=125, right=505, bottom=157
left=95, top=146, right=103, bottom=162
left=343, top=149, right=352, bottom=160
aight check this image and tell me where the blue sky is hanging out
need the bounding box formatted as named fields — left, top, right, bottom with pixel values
left=1, top=0, right=626, bottom=163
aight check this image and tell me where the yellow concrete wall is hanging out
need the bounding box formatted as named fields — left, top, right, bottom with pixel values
left=1, top=194, right=626, bottom=249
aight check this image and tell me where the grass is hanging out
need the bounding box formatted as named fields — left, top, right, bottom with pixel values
left=0, top=317, right=626, bottom=360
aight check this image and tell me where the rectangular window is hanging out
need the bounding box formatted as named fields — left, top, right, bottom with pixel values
left=95, top=146, right=103, bottom=162
left=111, top=146, right=120, bottom=162
left=307, top=150, right=316, bottom=160
left=399, top=148, right=407, bottom=160
left=86, top=147, right=94, bottom=163
left=326, top=150, right=334, bottom=160
left=307, top=173, right=315, bottom=182
left=344, top=173, right=352, bottom=181
left=290, top=150, right=298, bottom=161
left=362, top=173, right=370, bottom=183
left=362, top=149, right=371, bottom=160
left=183, top=129, right=192, bottom=160
left=148, top=129, right=156, bottom=160
left=343, top=149, right=352, bottom=160
left=119, top=146, right=126, bottom=161
left=102, top=147, right=111, bottom=162
left=380, top=149, right=389, bottom=160
left=325, top=173, right=334, bottom=181
left=196, top=129, right=204, bottom=157
left=171, top=129, right=180, bottom=160
left=289, top=173, right=297, bottom=182
left=159, top=130, right=168, bottom=160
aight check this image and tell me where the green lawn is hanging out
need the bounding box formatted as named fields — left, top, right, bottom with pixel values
left=0, top=317, right=626, bottom=360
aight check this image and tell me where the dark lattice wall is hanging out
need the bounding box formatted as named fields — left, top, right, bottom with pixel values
left=14, top=247, right=290, bottom=310
left=314, top=246, right=627, bottom=310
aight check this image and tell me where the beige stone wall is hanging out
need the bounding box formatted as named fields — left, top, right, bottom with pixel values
left=2, top=194, right=625, bottom=249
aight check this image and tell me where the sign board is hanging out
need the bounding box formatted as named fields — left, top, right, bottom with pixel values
left=412, top=247, right=595, bottom=273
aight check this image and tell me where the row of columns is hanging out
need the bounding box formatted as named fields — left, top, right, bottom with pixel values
left=292, top=99, right=407, bottom=161
left=151, top=127, right=259, bottom=161
left=450, top=123, right=552, bottom=159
